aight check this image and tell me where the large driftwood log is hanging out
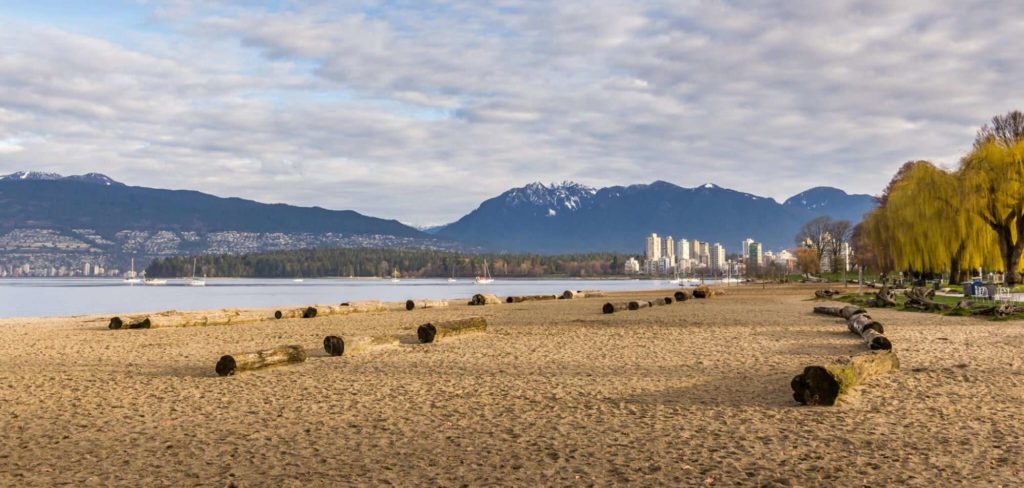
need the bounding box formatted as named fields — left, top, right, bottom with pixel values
left=215, top=345, right=307, bottom=376
left=692, top=285, right=712, bottom=299
left=847, top=312, right=892, bottom=350
left=275, top=301, right=388, bottom=320
left=323, top=335, right=401, bottom=356
left=628, top=300, right=652, bottom=310
left=561, top=290, right=605, bottom=299
left=791, top=350, right=900, bottom=405
left=650, top=297, right=673, bottom=306
left=506, top=295, right=559, bottom=303
left=674, top=290, right=692, bottom=302
left=110, top=309, right=269, bottom=329
left=904, top=287, right=950, bottom=312
left=602, top=302, right=629, bottom=314
left=417, top=316, right=488, bottom=343
left=274, top=306, right=319, bottom=320
left=972, top=303, right=1024, bottom=317
left=812, top=305, right=866, bottom=319
left=871, top=285, right=897, bottom=307
left=405, top=299, right=449, bottom=311
left=468, top=293, right=501, bottom=306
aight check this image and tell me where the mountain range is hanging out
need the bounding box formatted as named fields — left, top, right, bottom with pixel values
left=434, top=181, right=876, bottom=253
left=0, top=172, right=876, bottom=273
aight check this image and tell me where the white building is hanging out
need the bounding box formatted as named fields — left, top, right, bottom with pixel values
left=645, top=233, right=662, bottom=261
left=624, top=257, right=641, bottom=274
left=710, top=243, right=726, bottom=272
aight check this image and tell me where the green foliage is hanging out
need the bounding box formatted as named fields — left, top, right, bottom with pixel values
left=145, top=248, right=633, bottom=279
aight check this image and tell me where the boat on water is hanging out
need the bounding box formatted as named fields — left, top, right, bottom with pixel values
left=668, top=269, right=682, bottom=285
left=292, top=278, right=305, bottom=283
left=143, top=272, right=167, bottom=286
left=187, top=258, right=206, bottom=287
left=448, top=265, right=457, bottom=283
left=474, top=260, right=494, bottom=285
left=123, top=258, right=142, bottom=285
left=391, top=269, right=401, bottom=283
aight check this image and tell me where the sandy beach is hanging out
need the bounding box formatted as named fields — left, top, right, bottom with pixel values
left=2, top=284, right=1023, bottom=486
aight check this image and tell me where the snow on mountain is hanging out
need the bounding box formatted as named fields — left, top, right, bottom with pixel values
left=1, top=171, right=122, bottom=186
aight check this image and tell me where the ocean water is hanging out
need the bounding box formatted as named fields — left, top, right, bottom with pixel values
left=0, top=277, right=703, bottom=318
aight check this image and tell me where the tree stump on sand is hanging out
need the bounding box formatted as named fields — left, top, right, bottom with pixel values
left=506, top=295, right=559, bottom=303
left=602, top=302, right=629, bottom=314
left=215, top=345, right=307, bottom=376
left=417, top=316, right=488, bottom=343
left=469, top=294, right=501, bottom=306
left=323, top=335, right=401, bottom=356
left=674, top=290, right=692, bottom=302
left=628, top=300, right=652, bottom=310
left=692, top=285, right=714, bottom=298
left=405, top=300, right=449, bottom=311
left=791, top=350, right=900, bottom=405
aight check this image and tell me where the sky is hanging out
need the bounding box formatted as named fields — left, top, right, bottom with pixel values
left=1, top=1, right=1023, bottom=226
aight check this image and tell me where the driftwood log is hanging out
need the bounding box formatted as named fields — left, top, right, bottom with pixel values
left=506, top=295, right=559, bottom=303
left=651, top=297, right=673, bottom=306
left=791, top=350, right=900, bottom=405
left=274, top=306, right=319, bottom=320
left=674, top=290, right=692, bottom=302
left=405, top=299, right=449, bottom=311
left=275, top=301, right=388, bottom=320
left=871, top=285, right=898, bottom=307
left=602, top=302, right=629, bottom=314
left=692, top=285, right=712, bottom=299
left=110, top=309, right=269, bottom=329
left=628, top=300, right=652, bottom=310
left=813, top=305, right=891, bottom=350
left=561, top=290, right=605, bottom=299
left=814, top=289, right=842, bottom=299
left=323, top=335, right=400, bottom=356
left=904, top=287, right=950, bottom=312
left=812, top=305, right=866, bottom=319
left=972, top=303, right=1024, bottom=317
left=215, top=345, right=307, bottom=376
left=417, top=316, right=488, bottom=343
left=469, top=294, right=501, bottom=306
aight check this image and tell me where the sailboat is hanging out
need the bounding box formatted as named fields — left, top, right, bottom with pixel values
left=143, top=271, right=167, bottom=286
left=668, top=268, right=682, bottom=284
left=187, top=258, right=206, bottom=287
left=123, top=258, right=142, bottom=285
left=391, top=269, right=401, bottom=283
left=474, top=260, right=494, bottom=284
left=448, top=265, right=457, bottom=283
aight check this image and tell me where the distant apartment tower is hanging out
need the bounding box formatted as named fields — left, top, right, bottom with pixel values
left=741, top=238, right=755, bottom=259
left=691, top=239, right=701, bottom=259
left=748, top=241, right=763, bottom=268
left=677, top=239, right=690, bottom=261
left=700, top=242, right=710, bottom=266
left=623, top=257, right=641, bottom=274
left=663, top=236, right=675, bottom=265
left=710, top=243, right=726, bottom=271
left=645, top=233, right=661, bottom=261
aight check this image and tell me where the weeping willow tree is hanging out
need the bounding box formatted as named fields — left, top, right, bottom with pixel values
left=862, top=160, right=998, bottom=282
left=960, top=135, right=1024, bottom=284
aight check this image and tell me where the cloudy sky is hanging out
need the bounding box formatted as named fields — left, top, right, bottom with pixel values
left=1, top=1, right=1022, bottom=225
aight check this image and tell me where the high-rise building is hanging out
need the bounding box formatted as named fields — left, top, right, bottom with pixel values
left=710, top=243, right=726, bottom=271
left=700, top=242, right=710, bottom=266
left=691, top=240, right=701, bottom=259
left=645, top=233, right=662, bottom=261
left=83, top=262, right=91, bottom=276
left=748, top=241, right=763, bottom=268
left=663, top=236, right=675, bottom=265
left=677, top=239, right=690, bottom=261
left=623, top=257, right=641, bottom=274
left=741, top=238, right=755, bottom=259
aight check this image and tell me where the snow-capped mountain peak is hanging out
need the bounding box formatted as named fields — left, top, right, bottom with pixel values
left=1, top=171, right=122, bottom=186
left=504, top=181, right=597, bottom=211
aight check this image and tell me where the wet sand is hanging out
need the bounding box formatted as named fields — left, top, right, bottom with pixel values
left=1, top=284, right=1022, bottom=486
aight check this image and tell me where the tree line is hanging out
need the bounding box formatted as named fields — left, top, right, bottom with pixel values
left=857, top=110, right=1024, bottom=285
left=145, top=248, right=633, bottom=278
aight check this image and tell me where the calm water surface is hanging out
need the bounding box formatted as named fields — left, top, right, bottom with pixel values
left=0, top=277, right=692, bottom=318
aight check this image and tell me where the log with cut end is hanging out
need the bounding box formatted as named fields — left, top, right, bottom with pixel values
left=846, top=312, right=892, bottom=350
left=274, top=306, right=319, bottom=320
left=812, top=305, right=866, bottom=319
left=506, top=295, right=559, bottom=303
left=417, top=316, right=488, bottom=343
left=469, top=294, right=501, bottom=306
left=323, top=334, right=401, bottom=356
left=650, top=297, right=673, bottom=306
left=561, top=290, right=605, bottom=299
left=602, top=302, right=629, bottom=314
left=872, top=285, right=897, bottom=307
left=215, top=345, right=307, bottom=376
left=903, top=287, right=950, bottom=312
left=109, top=309, right=270, bottom=329
left=405, top=299, right=449, bottom=311
left=628, top=300, right=652, bottom=310
left=692, top=286, right=713, bottom=299
left=791, top=350, right=900, bottom=405
left=674, top=290, right=692, bottom=302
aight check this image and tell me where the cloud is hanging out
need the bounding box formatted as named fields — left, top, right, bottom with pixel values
left=1, top=1, right=1023, bottom=224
